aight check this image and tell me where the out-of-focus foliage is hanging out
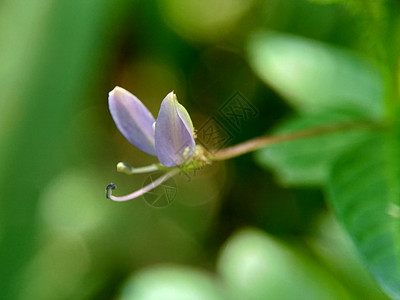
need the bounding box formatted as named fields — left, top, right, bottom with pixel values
left=247, top=31, right=384, bottom=119
left=120, top=222, right=390, bottom=300
left=120, top=266, right=229, bottom=300
left=159, top=0, right=256, bottom=42
left=0, top=0, right=399, bottom=299
left=250, top=1, right=400, bottom=298
left=217, top=228, right=353, bottom=300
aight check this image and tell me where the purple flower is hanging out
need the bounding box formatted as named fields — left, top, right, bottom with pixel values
left=109, top=87, right=196, bottom=167
left=107, top=86, right=197, bottom=202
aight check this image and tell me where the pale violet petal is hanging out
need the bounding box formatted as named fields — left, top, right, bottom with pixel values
left=176, top=101, right=194, bottom=134
left=155, top=92, right=196, bottom=167
left=109, top=87, right=156, bottom=156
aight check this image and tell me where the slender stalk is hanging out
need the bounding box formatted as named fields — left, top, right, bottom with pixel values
left=209, top=120, right=377, bottom=161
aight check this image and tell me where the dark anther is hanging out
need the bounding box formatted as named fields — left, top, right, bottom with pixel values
left=106, top=183, right=116, bottom=199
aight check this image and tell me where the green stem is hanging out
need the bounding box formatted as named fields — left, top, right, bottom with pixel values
left=209, top=120, right=377, bottom=161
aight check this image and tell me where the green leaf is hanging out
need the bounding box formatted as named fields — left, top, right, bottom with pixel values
left=247, top=30, right=384, bottom=119
left=308, top=213, right=391, bottom=299
left=254, top=112, right=374, bottom=186
left=327, top=132, right=400, bottom=299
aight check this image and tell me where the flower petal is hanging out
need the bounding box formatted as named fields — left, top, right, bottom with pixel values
left=155, top=92, right=196, bottom=167
left=109, top=86, right=156, bottom=156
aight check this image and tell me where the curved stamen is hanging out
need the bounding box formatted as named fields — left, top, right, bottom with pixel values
left=117, top=162, right=160, bottom=175
left=106, top=168, right=179, bottom=202
left=106, top=183, right=116, bottom=198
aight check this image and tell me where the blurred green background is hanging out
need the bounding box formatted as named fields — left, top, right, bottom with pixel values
left=1, top=0, right=399, bottom=299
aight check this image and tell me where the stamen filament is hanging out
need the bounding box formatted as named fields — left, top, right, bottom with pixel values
left=117, top=162, right=160, bottom=175
left=106, top=168, right=179, bottom=202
